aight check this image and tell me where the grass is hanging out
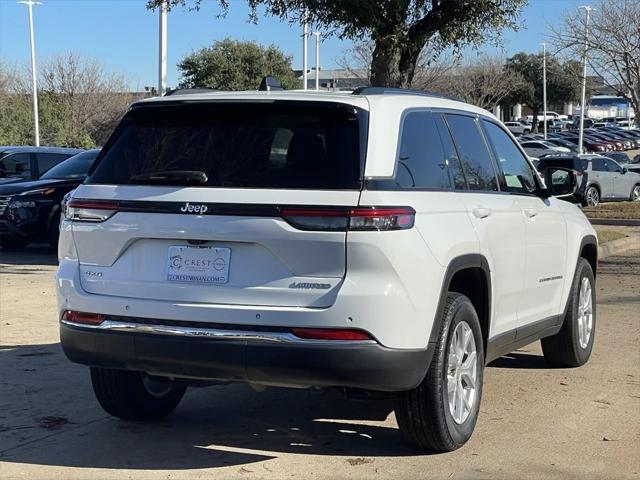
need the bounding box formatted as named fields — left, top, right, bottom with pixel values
left=597, top=230, right=627, bottom=244
left=583, top=201, right=640, bottom=220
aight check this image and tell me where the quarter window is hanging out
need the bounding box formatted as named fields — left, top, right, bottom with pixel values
left=36, top=153, right=68, bottom=175
left=445, top=114, right=499, bottom=191
left=370, top=111, right=452, bottom=189
left=482, top=120, right=537, bottom=194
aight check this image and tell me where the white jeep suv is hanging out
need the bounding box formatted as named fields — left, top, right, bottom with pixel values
left=57, top=86, right=597, bottom=452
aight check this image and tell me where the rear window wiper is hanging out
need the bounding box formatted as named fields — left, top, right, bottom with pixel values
left=129, top=170, right=208, bottom=186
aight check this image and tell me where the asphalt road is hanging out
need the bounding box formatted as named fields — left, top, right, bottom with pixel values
left=0, top=246, right=638, bottom=480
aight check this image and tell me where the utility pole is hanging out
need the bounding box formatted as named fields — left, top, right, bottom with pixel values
left=578, top=6, right=593, bottom=155
left=158, top=0, right=167, bottom=96
left=302, top=12, right=308, bottom=90
left=18, top=0, right=41, bottom=146
left=313, top=32, right=320, bottom=91
left=541, top=42, right=547, bottom=140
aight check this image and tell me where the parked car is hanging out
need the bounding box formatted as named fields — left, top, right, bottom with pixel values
left=0, top=149, right=100, bottom=249
left=520, top=140, right=571, bottom=158
left=504, top=121, right=531, bottom=135
left=605, top=152, right=633, bottom=165
left=537, top=153, right=640, bottom=206
left=560, top=135, right=611, bottom=153
left=545, top=138, right=578, bottom=152
left=0, top=146, right=84, bottom=185
left=57, top=85, right=597, bottom=452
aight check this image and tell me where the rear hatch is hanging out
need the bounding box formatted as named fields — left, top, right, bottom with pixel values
left=70, top=100, right=367, bottom=308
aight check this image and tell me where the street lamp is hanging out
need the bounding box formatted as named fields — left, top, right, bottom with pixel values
left=17, top=0, right=41, bottom=147
left=302, top=12, right=308, bottom=90
left=158, top=0, right=168, bottom=96
left=541, top=42, right=547, bottom=140
left=578, top=5, right=594, bottom=155
left=313, top=31, right=321, bottom=91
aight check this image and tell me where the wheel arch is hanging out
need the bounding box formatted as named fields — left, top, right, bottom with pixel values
left=579, top=234, right=598, bottom=280
left=429, top=254, right=491, bottom=354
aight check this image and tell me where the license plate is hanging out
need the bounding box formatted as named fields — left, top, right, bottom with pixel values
left=166, top=246, right=231, bottom=284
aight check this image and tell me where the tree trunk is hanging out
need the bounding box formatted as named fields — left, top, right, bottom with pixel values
left=532, top=110, right=539, bottom=133
left=370, top=38, right=402, bottom=87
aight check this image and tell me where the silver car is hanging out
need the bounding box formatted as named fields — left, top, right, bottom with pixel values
left=582, top=155, right=640, bottom=205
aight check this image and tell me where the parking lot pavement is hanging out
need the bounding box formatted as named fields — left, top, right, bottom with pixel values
left=1, top=247, right=639, bottom=480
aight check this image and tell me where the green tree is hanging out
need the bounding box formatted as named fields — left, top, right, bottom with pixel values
left=149, top=0, right=527, bottom=88
left=178, top=38, right=299, bottom=90
left=505, top=52, right=583, bottom=130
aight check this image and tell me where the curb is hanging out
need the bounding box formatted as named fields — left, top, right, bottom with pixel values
left=589, top=218, right=640, bottom=227
left=598, top=235, right=640, bottom=259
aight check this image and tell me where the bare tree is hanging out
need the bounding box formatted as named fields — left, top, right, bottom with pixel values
left=337, top=41, right=456, bottom=90
left=552, top=0, right=640, bottom=126
left=432, top=55, right=521, bottom=109
left=38, top=53, right=134, bottom=145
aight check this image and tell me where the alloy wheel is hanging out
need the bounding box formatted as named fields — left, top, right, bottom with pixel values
left=577, top=277, right=593, bottom=349
left=447, top=321, right=478, bottom=425
left=586, top=187, right=599, bottom=207
left=632, top=186, right=640, bottom=202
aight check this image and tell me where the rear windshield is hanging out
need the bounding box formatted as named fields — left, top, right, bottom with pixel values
left=88, top=102, right=364, bottom=190
left=537, top=158, right=588, bottom=171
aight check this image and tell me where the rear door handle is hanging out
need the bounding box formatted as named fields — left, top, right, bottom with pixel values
left=472, top=207, right=491, bottom=219
left=523, top=208, right=538, bottom=218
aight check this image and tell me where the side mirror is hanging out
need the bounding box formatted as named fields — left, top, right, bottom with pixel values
left=540, top=167, right=578, bottom=198
left=622, top=167, right=627, bottom=174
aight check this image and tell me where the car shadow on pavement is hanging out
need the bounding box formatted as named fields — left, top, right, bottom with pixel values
left=488, top=351, right=550, bottom=370
left=0, top=342, right=429, bottom=472
left=0, top=244, right=57, bottom=267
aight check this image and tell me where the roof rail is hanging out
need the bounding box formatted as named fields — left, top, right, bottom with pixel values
left=351, top=86, right=460, bottom=101
left=164, top=88, right=217, bottom=96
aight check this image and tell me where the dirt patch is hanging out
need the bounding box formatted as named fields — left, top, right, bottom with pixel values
left=584, top=201, right=640, bottom=220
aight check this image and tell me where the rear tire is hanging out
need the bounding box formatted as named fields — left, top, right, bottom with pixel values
left=541, top=258, right=595, bottom=367
left=48, top=212, right=61, bottom=250
left=395, top=293, right=484, bottom=452
left=90, top=367, right=186, bottom=420
left=630, top=184, right=640, bottom=202
left=584, top=186, right=600, bottom=207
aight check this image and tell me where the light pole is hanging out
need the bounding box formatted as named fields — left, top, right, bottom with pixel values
left=158, top=0, right=168, bottom=96
left=313, top=31, right=320, bottom=91
left=578, top=5, right=593, bottom=155
left=18, top=0, right=41, bottom=146
left=302, top=12, right=308, bottom=90
left=541, top=42, right=547, bottom=140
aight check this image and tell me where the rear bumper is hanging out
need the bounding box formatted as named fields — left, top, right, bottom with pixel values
left=60, top=320, right=434, bottom=392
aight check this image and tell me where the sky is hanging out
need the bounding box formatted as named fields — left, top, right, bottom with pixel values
left=0, top=0, right=597, bottom=90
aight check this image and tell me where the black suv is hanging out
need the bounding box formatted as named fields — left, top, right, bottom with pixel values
left=0, top=146, right=84, bottom=185
left=0, top=149, right=100, bottom=249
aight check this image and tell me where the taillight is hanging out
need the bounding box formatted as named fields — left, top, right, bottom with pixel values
left=61, top=310, right=106, bottom=325
left=291, top=328, right=372, bottom=341
left=281, top=206, right=415, bottom=231
left=65, top=199, right=118, bottom=223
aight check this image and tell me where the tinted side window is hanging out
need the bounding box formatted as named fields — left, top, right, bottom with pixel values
left=445, top=114, right=498, bottom=191
left=0, top=153, right=31, bottom=178
left=37, top=153, right=68, bottom=174
left=605, top=160, right=622, bottom=173
left=591, top=158, right=606, bottom=171
left=482, top=120, right=537, bottom=194
left=370, top=111, right=452, bottom=190
left=434, top=114, right=466, bottom=190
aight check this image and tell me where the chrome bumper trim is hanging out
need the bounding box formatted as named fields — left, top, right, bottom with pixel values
left=60, top=319, right=375, bottom=345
